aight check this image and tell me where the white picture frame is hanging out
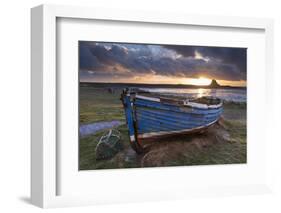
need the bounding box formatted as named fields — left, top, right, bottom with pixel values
left=31, top=4, right=274, bottom=208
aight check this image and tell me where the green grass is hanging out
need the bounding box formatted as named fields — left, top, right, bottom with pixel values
left=79, top=86, right=247, bottom=170
left=79, top=87, right=125, bottom=124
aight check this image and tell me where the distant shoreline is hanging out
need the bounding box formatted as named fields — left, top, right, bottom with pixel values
left=80, top=82, right=246, bottom=90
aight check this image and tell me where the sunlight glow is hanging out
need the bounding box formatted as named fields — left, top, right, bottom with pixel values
left=186, top=77, right=212, bottom=86
left=197, top=88, right=205, bottom=98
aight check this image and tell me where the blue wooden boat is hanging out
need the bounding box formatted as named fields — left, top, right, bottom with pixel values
left=121, top=88, right=223, bottom=153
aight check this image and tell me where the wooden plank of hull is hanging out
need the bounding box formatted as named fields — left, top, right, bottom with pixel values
left=136, top=107, right=221, bottom=125
left=137, top=118, right=219, bottom=140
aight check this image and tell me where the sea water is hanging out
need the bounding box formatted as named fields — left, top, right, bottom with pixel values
left=143, top=88, right=246, bottom=103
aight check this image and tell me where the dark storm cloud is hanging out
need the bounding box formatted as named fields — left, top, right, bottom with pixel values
left=90, top=44, right=128, bottom=66
left=163, top=45, right=197, bottom=57
left=79, top=42, right=246, bottom=81
left=195, top=47, right=246, bottom=77
left=165, top=45, right=247, bottom=77
left=79, top=42, right=101, bottom=69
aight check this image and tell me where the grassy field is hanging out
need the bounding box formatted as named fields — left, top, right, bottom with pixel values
left=79, top=87, right=125, bottom=124
left=79, top=86, right=246, bottom=170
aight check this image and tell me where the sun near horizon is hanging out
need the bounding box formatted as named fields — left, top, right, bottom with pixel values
left=183, top=77, right=212, bottom=86
left=175, top=76, right=246, bottom=87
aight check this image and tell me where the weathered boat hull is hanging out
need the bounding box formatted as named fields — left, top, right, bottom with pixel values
left=121, top=89, right=223, bottom=153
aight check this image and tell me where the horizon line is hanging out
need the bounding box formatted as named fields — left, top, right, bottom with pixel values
left=80, top=81, right=247, bottom=88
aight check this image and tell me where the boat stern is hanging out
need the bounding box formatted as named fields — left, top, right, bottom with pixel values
left=120, top=89, right=144, bottom=153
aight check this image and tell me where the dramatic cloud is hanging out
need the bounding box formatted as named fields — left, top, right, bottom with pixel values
left=79, top=41, right=247, bottom=82
left=164, top=45, right=246, bottom=78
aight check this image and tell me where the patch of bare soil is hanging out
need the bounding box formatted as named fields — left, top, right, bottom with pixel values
left=140, top=118, right=234, bottom=167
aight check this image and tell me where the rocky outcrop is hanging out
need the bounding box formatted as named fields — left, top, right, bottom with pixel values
left=209, top=79, right=220, bottom=88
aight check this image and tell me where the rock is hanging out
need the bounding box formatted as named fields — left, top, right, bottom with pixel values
left=209, top=79, right=220, bottom=88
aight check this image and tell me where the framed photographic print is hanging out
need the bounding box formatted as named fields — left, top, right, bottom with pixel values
left=31, top=4, right=274, bottom=208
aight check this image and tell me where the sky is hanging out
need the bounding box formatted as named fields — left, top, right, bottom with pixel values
left=79, top=41, right=247, bottom=86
